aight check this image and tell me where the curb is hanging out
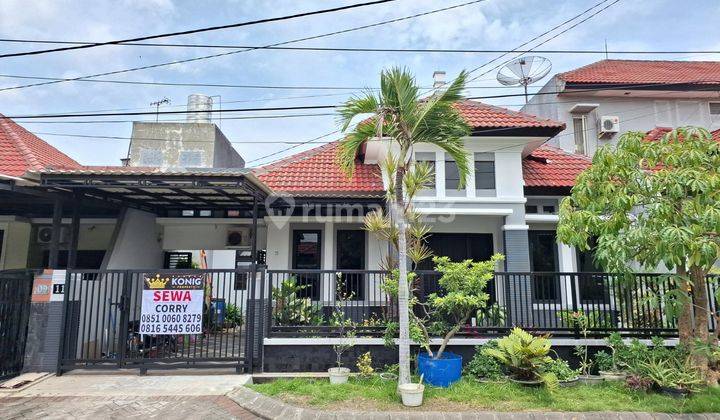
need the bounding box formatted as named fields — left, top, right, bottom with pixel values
left=227, top=386, right=720, bottom=419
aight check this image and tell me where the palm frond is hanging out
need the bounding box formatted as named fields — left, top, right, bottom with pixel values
left=337, top=90, right=380, bottom=132
left=336, top=121, right=376, bottom=177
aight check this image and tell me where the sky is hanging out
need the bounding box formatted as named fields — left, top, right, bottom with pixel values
left=1, top=0, right=720, bottom=167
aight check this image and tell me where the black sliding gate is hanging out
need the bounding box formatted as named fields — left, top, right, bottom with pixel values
left=0, top=270, right=34, bottom=380
left=58, top=269, right=261, bottom=374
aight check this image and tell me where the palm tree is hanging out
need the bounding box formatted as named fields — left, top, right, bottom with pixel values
left=337, top=67, right=471, bottom=384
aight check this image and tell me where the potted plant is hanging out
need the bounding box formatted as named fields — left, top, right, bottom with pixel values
left=398, top=376, right=425, bottom=407
left=464, top=341, right=506, bottom=383
left=641, top=357, right=703, bottom=398
left=598, top=333, right=628, bottom=381
left=483, top=327, right=556, bottom=387
left=544, top=357, right=580, bottom=387
left=328, top=281, right=356, bottom=384
left=411, top=254, right=504, bottom=387
left=558, top=310, right=602, bottom=384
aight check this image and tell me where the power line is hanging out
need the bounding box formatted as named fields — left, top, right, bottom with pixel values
left=6, top=80, right=716, bottom=120
left=246, top=130, right=341, bottom=164
left=31, top=131, right=339, bottom=145
left=15, top=112, right=336, bottom=124
left=0, top=0, right=398, bottom=59
left=0, top=0, right=487, bottom=93
left=2, top=37, right=718, bottom=56
left=0, top=73, right=526, bottom=92
left=466, top=0, right=622, bottom=83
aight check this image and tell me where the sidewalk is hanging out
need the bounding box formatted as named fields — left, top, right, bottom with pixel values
left=0, top=372, right=260, bottom=419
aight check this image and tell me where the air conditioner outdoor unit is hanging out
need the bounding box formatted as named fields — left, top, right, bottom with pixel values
left=226, top=227, right=251, bottom=249
left=37, top=226, right=69, bottom=244
left=599, top=115, right=620, bottom=137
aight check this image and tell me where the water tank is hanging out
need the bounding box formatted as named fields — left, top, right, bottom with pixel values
left=186, top=94, right=213, bottom=123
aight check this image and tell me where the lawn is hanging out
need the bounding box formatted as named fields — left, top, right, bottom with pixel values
left=249, top=377, right=720, bottom=413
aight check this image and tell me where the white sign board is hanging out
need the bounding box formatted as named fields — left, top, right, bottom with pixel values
left=140, top=273, right=204, bottom=335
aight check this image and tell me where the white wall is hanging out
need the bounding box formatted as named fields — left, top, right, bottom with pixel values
left=523, top=77, right=720, bottom=156
left=161, top=219, right=267, bottom=250
left=105, top=209, right=164, bottom=269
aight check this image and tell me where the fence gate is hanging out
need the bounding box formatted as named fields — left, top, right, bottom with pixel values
left=58, top=269, right=260, bottom=374
left=0, top=270, right=34, bottom=380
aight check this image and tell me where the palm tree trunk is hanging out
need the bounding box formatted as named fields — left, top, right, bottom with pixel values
left=394, top=164, right=411, bottom=385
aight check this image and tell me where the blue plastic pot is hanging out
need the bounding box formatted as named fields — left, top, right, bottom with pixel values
left=417, top=351, right=462, bottom=387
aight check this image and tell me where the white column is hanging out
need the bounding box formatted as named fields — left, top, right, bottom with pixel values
left=323, top=222, right=334, bottom=302
left=435, top=150, right=445, bottom=199
left=466, top=152, right=476, bottom=198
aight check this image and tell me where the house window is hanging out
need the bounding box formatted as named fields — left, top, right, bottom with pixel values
left=179, top=150, right=203, bottom=167
left=529, top=230, right=560, bottom=302
left=474, top=153, right=495, bottom=190
left=414, top=152, right=436, bottom=189
left=139, top=149, right=163, bottom=166
left=710, top=102, right=720, bottom=122
left=572, top=115, right=587, bottom=155
left=444, top=159, right=462, bottom=190
left=525, top=205, right=538, bottom=214
left=542, top=205, right=556, bottom=214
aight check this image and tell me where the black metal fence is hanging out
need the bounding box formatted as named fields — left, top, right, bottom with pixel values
left=58, top=269, right=258, bottom=374
left=267, top=270, right=396, bottom=337
left=266, top=270, right=719, bottom=338
left=0, top=269, right=34, bottom=380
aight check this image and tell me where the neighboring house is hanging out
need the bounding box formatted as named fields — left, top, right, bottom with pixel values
left=522, top=59, right=720, bottom=156
left=128, top=94, right=245, bottom=169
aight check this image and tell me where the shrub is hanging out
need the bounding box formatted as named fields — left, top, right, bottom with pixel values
left=483, top=327, right=554, bottom=385
left=543, top=358, right=580, bottom=382
left=272, top=278, right=323, bottom=326
left=465, top=341, right=505, bottom=381
left=356, top=352, right=374, bottom=377
left=641, top=356, right=703, bottom=392
left=594, top=350, right=614, bottom=372
left=225, top=303, right=243, bottom=328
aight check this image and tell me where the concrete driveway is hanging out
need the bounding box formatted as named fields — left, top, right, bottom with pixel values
left=0, top=371, right=261, bottom=419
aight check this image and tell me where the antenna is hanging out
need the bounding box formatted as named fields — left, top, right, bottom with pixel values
left=496, top=56, right=552, bottom=103
left=150, top=97, right=171, bottom=122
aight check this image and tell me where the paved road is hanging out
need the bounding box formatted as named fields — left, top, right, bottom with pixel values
left=0, top=395, right=261, bottom=419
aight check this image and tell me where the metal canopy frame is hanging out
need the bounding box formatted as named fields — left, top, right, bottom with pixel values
left=30, top=171, right=269, bottom=270
left=38, top=173, right=268, bottom=215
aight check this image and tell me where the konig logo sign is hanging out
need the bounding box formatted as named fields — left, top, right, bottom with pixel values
left=140, top=273, right=204, bottom=334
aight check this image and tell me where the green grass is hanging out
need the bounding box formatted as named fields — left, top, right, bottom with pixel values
left=249, top=377, right=720, bottom=413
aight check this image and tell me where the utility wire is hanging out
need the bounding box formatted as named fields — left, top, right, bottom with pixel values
left=6, top=81, right=716, bottom=120
left=2, top=37, right=718, bottom=56
left=0, top=73, right=518, bottom=91
left=0, top=0, right=487, bottom=93
left=466, top=0, right=621, bottom=83
left=0, top=0, right=398, bottom=59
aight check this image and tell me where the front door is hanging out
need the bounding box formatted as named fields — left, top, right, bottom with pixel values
left=336, top=230, right=366, bottom=300
left=420, top=233, right=496, bottom=301
left=292, top=230, right=322, bottom=300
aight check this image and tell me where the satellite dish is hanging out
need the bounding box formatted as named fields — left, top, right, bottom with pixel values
left=496, top=56, right=552, bottom=103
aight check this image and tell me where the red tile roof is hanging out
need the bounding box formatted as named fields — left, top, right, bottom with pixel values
left=558, top=59, right=720, bottom=86
left=454, top=100, right=565, bottom=129
left=522, top=145, right=591, bottom=188
left=255, top=141, right=384, bottom=197
left=0, top=115, right=80, bottom=177
left=644, top=126, right=720, bottom=142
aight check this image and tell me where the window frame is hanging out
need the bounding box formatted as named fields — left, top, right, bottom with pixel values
left=572, top=114, right=588, bottom=155
left=473, top=153, right=496, bottom=191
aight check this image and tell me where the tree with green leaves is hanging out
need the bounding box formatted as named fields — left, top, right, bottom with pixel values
left=557, top=127, right=720, bottom=384
left=337, top=67, right=471, bottom=385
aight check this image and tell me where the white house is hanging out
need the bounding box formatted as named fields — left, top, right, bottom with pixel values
left=522, top=59, right=720, bottom=157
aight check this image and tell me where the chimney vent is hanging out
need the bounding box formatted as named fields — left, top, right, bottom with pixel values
left=186, top=94, right=213, bottom=123
left=432, top=71, right=446, bottom=89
